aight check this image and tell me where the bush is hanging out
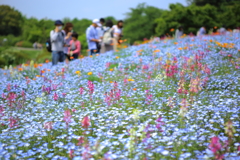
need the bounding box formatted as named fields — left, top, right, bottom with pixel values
left=15, top=41, right=33, bottom=48
left=0, top=47, right=30, bottom=67
left=0, top=35, right=22, bottom=46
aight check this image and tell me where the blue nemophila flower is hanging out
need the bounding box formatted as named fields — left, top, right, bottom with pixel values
left=0, top=33, right=239, bottom=159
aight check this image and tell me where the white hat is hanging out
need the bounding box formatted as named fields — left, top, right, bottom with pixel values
left=92, top=19, right=102, bottom=27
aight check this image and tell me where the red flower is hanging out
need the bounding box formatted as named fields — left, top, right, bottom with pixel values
left=82, top=116, right=90, bottom=128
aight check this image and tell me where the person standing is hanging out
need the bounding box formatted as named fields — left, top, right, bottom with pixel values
left=86, top=19, right=102, bottom=55
left=175, top=26, right=183, bottom=39
left=63, top=22, right=74, bottom=62
left=219, top=25, right=226, bottom=35
left=101, top=20, right=114, bottom=53
left=198, top=26, right=206, bottom=36
left=67, top=32, right=81, bottom=61
left=50, top=20, right=65, bottom=65
left=112, top=20, right=123, bottom=51
left=96, top=18, right=105, bottom=53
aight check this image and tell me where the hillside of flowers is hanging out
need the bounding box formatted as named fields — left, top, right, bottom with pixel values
left=0, top=34, right=240, bottom=160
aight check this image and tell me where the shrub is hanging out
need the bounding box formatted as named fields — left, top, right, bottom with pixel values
left=15, top=41, right=32, bottom=48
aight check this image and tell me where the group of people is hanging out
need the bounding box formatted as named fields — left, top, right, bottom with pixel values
left=49, top=18, right=123, bottom=65
left=86, top=18, right=123, bottom=55
left=175, top=25, right=233, bottom=39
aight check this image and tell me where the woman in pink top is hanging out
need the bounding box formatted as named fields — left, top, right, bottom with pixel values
left=67, top=32, right=81, bottom=61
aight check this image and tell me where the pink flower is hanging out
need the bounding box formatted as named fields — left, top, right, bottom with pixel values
left=21, top=90, right=25, bottom=99
left=142, top=65, right=149, bottom=70
left=44, top=122, right=53, bottom=130
left=51, top=84, right=58, bottom=90
left=155, top=116, right=165, bottom=132
left=63, top=109, right=72, bottom=125
left=82, top=116, right=90, bottom=128
left=123, top=78, right=128, bottom=85
left=69, top=149, right=74, bottom=159
left=106, top=62, right=111, bottom=68
left=87, top=81, right=94, bottom=95
left=0, top=105, right=4, bottom=118
left=9, top=117, right=17, bottom=128
left=53, top=92, right=58, bottom=101
left=7, top=83, right=11, bottom=91
left=62, top=93, right=66, bottom=97
left=77, top=136, right=84, bottom=146
left=204, top=65, right=211, bottom=75
left=209, top=136, right=222, bottom=154
left=79, top=87, right=84, bottom=95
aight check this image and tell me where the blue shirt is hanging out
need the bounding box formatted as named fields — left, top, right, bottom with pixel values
left=199, top=27, right=206, bottom=35
left=86, top=25, right=99, bottom=50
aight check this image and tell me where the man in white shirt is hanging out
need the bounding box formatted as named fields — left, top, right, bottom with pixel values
left=112, top=20, right=123, bottom=51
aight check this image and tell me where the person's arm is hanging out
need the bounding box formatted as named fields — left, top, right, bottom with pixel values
left=72, top=41, right=81, bottom=54
left=86, top=28, right=99, bottom=42
left=65, top=32, right=72, bottom=40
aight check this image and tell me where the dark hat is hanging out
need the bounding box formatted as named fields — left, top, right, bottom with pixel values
left=54, top=20, right=64, bottom=25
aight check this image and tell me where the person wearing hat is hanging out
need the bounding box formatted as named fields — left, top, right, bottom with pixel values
left=50, top=20, right=65, bottom=65
left=86, top=19, right=102, bottom=55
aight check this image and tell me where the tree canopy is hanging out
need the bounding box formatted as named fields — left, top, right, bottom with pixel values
left=0, top=5, right=23, bottom=36
left=123, top=3, right=164, bottom=43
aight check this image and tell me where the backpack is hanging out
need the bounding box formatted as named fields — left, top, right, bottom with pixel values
left=103, top=28, right=113, bottom=45
left=46, top=31, right=65, bottom=52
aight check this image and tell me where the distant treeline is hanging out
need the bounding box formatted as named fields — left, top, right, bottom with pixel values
left=0, top=0, right=240, bottom=48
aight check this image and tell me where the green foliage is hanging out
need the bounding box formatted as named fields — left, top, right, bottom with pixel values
left=123, top=3, right=164, bottom=43
left=0, top=47, right=31, bottom=67
left=78, top=33, right=87, bottom=51
left=72, top=18, right=92, bottom=35
left=155, top=3, right=240, bottom=36
left=105, top=16, right=117, bottom=24
left=87, top=74, right=102, bottom=83
left=15, top=41, right=33, bottom=48
left=155, top=18, right=167, bottom=36
left=0, top=35, right=22, bottom=46
left=0, top=5, right=23, bottom=36
left=187, top=0, right=240, bottom=7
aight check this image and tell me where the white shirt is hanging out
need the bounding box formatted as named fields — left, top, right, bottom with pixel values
left=112, top=25, right=122, bottom=38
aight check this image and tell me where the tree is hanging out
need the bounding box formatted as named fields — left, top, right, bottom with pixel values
left=104, top=16, right=117, bottom=24
left=123, top=3, right=164, bottom=43
left=186, top=0, right=240, bottom=6
left=0, top=5, right=23, bottom=36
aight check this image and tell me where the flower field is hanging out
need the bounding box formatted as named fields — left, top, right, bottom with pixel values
left=0, top=34, right=240, bottom=160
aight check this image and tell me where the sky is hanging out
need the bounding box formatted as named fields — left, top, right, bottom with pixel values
left=1, top=0, right=187, bottom=20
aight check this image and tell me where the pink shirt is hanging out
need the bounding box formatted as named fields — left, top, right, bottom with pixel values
left=68, top=40, right=81, bottom=54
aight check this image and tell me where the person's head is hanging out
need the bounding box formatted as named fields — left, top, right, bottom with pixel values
left=100, top=18, right=105, bottom=26
left=71, top=32, right=78, bottom=41
left=64, top=22, right=73, bottom=34
left=178, top=26, right=183, bottom=31
left=54, top=20, right=64, bottom=30
left=92, top=19, right=101, bottom=28
left=117, top=20, right=124, bottom=28
left=106, top=20, right=113, bottom=28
